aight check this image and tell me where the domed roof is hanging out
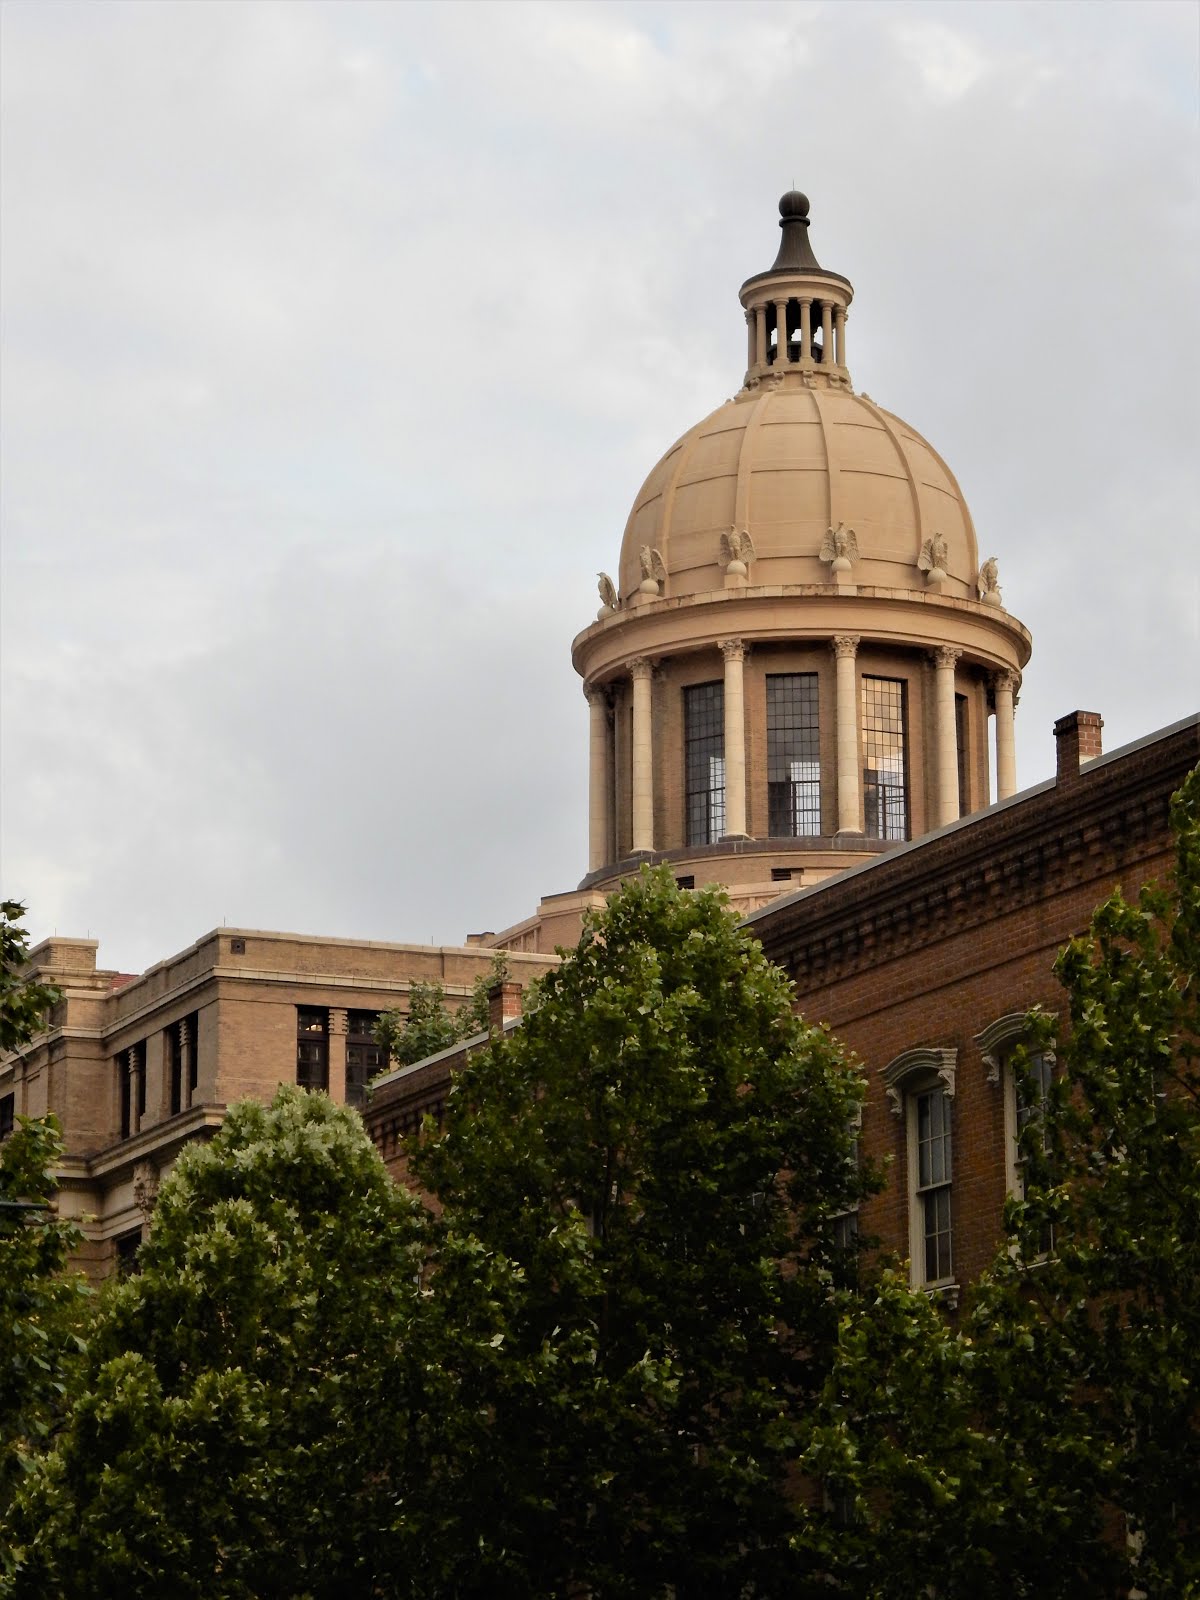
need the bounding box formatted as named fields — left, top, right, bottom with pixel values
left=617, top=384, right=980, bottom=604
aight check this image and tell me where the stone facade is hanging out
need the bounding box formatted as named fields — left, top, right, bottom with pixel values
left=0, top=928, right=556, bottom=1279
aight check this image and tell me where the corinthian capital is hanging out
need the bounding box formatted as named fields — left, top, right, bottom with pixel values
left=832, top=635, right=860, bottom=660
left=719, top=638, right=746, bottom=664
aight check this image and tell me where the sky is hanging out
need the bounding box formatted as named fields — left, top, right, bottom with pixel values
left=2, top=0, right=1198, bottom=976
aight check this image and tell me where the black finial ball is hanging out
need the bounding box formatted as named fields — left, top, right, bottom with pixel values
left=779, top=190, right=810, bottom=220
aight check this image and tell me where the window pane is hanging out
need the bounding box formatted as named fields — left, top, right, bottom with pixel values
left=767, top=674, right=821, bottom=836
left=862, top=677, right=909, bottom=840
left=684, top=682, right=725, bottom=846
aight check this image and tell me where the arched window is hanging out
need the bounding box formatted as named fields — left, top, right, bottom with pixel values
left=881, top=1046, right=957, bottom=1292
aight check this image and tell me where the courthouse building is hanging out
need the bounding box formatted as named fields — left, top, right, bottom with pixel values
left=4, top=192, right=1195, bottom=1283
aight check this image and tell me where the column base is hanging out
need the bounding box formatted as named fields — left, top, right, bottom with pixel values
left=833, top=828, right=865, bottom=843
left=718, top=832, right=751, bottom=843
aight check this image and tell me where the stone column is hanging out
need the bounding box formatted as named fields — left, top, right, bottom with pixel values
left=821, top=302, right=834, bottom=365
left=179, top=1016, right=194, bottom=1112
left=993, top=670, right=1018, bottom=801
left=586, top=685, right=611, bottom=872
left=719, top=639, right=748, bottom=839
left=833, top=636, right=861, bottom=834
left=630, top=657, right=655, bottom=853
left=932, top=646, right=962, bottom=826
left=800, top=297, right=812, bottom=361
left=775, top=299, right=791, bottom=364
left=328, top=1008, right=348, bottom=1104
left=835, top=306, right=846, bottom=367
left=745, top=308, right=755, bottom=372
left=129, top=1047, right=143, bottom=1137
left=755, top=305, right=768, bottom=369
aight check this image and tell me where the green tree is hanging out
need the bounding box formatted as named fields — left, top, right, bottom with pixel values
left=3, top=1088, right=429, bottom=1599
left=1, top=900, right=62, bottom=1053
left=410, top=867, right=871, bottom=1598
left=374, top=952, right=509, bottom=1069
left=803, top=763, right=1200, bottom=1598
left=0, top=901, right=86, bottom=1536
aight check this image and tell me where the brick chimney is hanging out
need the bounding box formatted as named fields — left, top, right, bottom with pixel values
left=1054, top=711, right=1103, bottom=785
left=487, top=980, right=523, bottom=1033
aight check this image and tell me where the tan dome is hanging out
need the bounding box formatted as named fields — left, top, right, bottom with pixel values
left=618, top=385, right=980, bottom=604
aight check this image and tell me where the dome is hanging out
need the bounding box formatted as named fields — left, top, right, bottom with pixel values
left=618, top=385, right=980, bottom=604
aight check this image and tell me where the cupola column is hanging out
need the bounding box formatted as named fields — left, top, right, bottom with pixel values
left=932, top=647, right=962, bottom=826
left=993, top=670, right=1018, bottom=801
left=775, top=299, right=791, bottom=364
left=744, top=309, right=756, bottom=372
left=835, top=306, right=846, bottom=367
left=755, top=305, right=768, bottom=369
left=586, top=686, right=612, bottom=871
left=129, top=1050, right=143, bottom=1137
left=630, top=658, right=655, bottom=853
left=832, top=636, right=862, bottom=833
left=821, top=302, right=834, bottom=365
left=799, top=298, right=813, bottom=360
left=719, top=640, right=748, bottom=839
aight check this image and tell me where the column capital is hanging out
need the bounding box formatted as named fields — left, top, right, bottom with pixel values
left=931, top=646, right=962, bottom=671
left=629, top=656, right=655, bottom=682
left=584, top=682, right=609, bottom=707
left=991, top=668, right=1019, bottom=695
left=832, top=634, right=860, bottom=660
left=719, top=637, right=747, bottom=663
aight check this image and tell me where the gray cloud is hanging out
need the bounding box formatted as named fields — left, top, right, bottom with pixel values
left=2, top=0, right=1197, bottom=972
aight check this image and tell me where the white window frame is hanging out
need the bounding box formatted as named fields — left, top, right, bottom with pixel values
left=975, top=1013, right=1057, bottom=1200
left=881, top=1046, right=958, bottom=1296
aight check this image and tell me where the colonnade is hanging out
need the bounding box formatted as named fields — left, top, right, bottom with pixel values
left=584, top=643, right=1020, bottom=871
left=745, top=298, right=847, bottom=370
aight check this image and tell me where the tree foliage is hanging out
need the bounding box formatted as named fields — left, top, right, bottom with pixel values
left=0, top=901, right=86, bottom=1538
left=410, top=867, right=872, bottom=1598
left=375, top=952, right=509, bottom=1069
left=1, top=900, right=62, bottom=1054
left=804, top=762, right=1200, bottom=1598
left=3, top=1089, right=428, bottom=1598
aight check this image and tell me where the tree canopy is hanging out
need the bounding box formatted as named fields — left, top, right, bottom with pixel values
left=374, top=952, right=509, bottom=1068
left=409, top=867, right=872, bottom=1597
left=0, top=901, right=86, bottom=1539
left=804, top=762, right=1200, bottom=1598
left=4, top=1089, right=429, bottom=1599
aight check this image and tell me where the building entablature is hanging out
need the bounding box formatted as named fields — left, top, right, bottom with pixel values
left=573, top=585, right=1031, bottom=688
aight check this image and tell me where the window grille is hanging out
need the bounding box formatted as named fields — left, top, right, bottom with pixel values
left=862, top=676, right=909, bottom=840
left=684, top=682, right=725, bottom=845
left=346, top=1010, right=387, bottom=1110
left=296, top=1007, right=329, bottom=1092
left=767, top=673, right=821, bottom=836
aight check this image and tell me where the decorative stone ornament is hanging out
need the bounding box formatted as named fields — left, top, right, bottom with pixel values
left=596, top=572, right=618, bottom=619
left=977, top=556, right=1002, bottom=606
left=820, top=522, right=859, bottom=573
left=719, top=527, right=755, bottom=588
left=638, top=546, right=666, bottom=595
left=820, top=522, right=859, bottom=591
left=918, top=531, right=949, bottom=590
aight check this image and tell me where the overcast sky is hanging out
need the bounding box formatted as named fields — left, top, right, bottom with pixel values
left=2, top=0, right=1197, bottom=976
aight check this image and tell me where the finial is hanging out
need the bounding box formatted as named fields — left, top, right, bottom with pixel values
left=770, top=189, right=821, bottom=272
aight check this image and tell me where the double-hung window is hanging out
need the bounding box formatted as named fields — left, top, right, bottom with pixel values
left=882, top=1046, right=957, bottom=1292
